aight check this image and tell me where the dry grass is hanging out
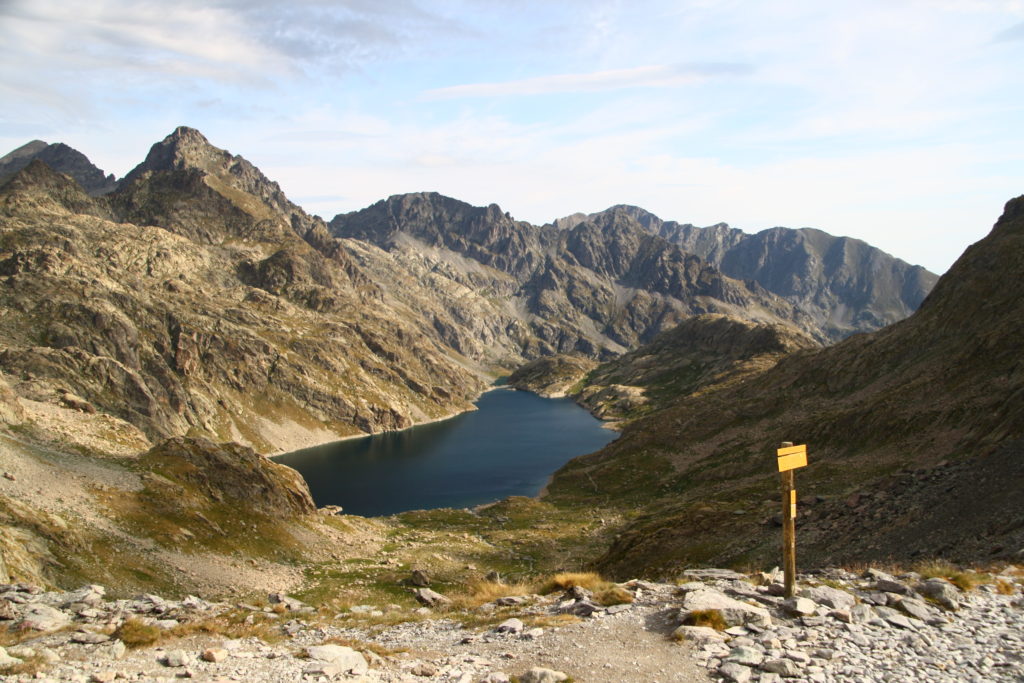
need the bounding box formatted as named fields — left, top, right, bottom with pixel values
left=168, top=614, right=284, bottom=644
left=912, top=559, right=988, bottom=591
left=453, top=579, right=537, bottom=609
left=681, top=609, right=727, bottom=631
left=538, top=572, right=606, bottom=593
left=321, top=636, right=407, bottom=658
left=114, top=618, right=162, bottom=649
left=522, top=614, right=582, bottom=629
left=0, top=653, right=48, bottom=677
left=995, top=579, right=1017, bottom=595
left=537, top=571, right=634, bottom=607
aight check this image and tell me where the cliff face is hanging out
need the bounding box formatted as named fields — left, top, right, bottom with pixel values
left=0, top=132, right=485, bottom=453
left=578, top=205, right=939, bottom=341
left=545, top=195, right=1024, bottom=576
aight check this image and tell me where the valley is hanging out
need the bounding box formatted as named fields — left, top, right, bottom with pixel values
left=0, top=130, right=1020, bottom=681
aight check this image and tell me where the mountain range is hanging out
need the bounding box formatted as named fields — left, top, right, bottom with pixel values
left=0, top=127, right=937, bottom=454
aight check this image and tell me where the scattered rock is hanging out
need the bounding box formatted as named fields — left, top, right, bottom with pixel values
left=413, top=587, right=452, bottom=607
left=305, top=644, right=368, bottom=675
left=518, top=667, right=570, bottom=683
left=202, top=647, right=228, bottom=663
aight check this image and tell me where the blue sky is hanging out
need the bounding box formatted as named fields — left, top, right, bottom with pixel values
left=2, top=1, right=1022, bottom=274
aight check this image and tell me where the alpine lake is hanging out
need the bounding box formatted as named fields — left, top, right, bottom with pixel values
left=275, top=387, right=617, bottom=517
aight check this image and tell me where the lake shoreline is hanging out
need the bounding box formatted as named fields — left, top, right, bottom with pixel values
left=275, top=388, right=617, bottom=516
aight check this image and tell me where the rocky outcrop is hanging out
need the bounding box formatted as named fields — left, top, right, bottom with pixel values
left=507, top=356, right=598, bottom=398
left=547, top=195, right=1024, bottom=575
left=576, top=205, right=939, bottom=341
left=139, top=437, right=315, bottom=517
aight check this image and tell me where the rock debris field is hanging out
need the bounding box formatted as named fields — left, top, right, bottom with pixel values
left=0, top=566, right=1020, bottom=682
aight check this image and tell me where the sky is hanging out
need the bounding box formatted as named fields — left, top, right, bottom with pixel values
left=2, top=1, right=1023, bottom=274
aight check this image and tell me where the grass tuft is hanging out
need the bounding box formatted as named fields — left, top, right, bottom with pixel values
left=913, top=559, right=988, bottom=591
left=681, top=609, right=727, bottom=631
left=114, top=618, right=162, bottom=648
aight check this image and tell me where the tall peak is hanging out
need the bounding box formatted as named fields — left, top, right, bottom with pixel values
left=131, top=126, right=228, bottom=176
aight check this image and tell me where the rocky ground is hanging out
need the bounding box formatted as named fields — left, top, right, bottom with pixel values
left=0, top=565, right=1019, bottom=682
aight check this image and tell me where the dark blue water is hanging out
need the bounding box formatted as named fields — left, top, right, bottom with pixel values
left=275, top=388, right=616, bottom=516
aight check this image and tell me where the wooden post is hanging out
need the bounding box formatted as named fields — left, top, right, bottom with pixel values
left=780, top=441, right=797, bottom=598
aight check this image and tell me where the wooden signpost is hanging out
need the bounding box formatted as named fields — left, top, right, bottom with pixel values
left=777, top=441, right=807, bottom=598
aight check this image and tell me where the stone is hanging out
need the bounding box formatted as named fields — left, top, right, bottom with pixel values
left=850, top=604, right=875, bottom=623
left=410, top=569, right=431, bottom=587
left=0, top=601, right=17, bottom=620
left=782, top=597, right=818, bottom=616
left=305, top=644, right=369, bottom=675
left=559, top=599, right=601, bottom=617
left=267, top=592, right=310, bottom=612
left=202, top=648, right=228, bottom=663
left=761, top=658, right=802, bottom=677
left=680, top=588, right=773, bottom=628
left=71, top=631, right=111, bottom=644
left=799, top=584, right=855, bottom=610
left=828, top=609, right=852, bottom=623
left=726, top=645, right=764, bottom=666
left=495, top=618, right=524, bottom=634
left=304, top=662, right=342, bottom=676
left=518, top=667, right=569, bottom=683
left=162, top=649, right=191, bottom=667
left=17, top=604, right=70, bottom=631
left=719, top=661, right=753, bottom=682
left=411, top=662, right=437, bottom=676
left=90, top=673, right=117, bottom=683
left=918, top=577, right=960, bottom=610
left=895, top=597, right=935, bottom=621
left=522, top=627, right=544, bottom=640
left=413, top=587, right=452, bottom=607
left=0, top=646, right=22, bottom=667
left=672, top=625, right=727, bottom=645
left=874, top=605, right=914, bottom=629
left=480, top=674, right=511, bottom=683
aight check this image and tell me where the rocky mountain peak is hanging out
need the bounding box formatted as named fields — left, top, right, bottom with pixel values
left=0, top=140, right=48, bottom=164
left=126, top=126, right=232, bottom=177
left=0, top=140, right=117, bottom=196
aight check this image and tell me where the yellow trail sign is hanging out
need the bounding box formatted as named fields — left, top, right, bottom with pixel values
left=776, top=443, right=807, bottom=472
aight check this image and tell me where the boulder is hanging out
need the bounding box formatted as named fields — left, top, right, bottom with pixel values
left=782, top=597, right=818, bottom=616
left=518, top=668, right=569, bottom=683
left=720, top=661, right=753, bottom=682
left=412, top=588, right=451, bottom=607
left=495, top=618, right=524, bottom=634
left=305, top=644, right=368, bottom=675
left=917, top=577, right=960, bottom=610
left=672, top=625, right=728, bottom=645
left=17, top=604, right=70, bottom=632
left=799, top=584, right=855, bottom=610
left=680, top=588, right=772, bottom=628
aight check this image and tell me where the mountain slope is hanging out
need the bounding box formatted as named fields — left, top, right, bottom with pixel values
left=544, top=195, right=1024, bottom=576
left=576, top=205, right=938, bottom=341
left=0, top=131, right=486, bottom=452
